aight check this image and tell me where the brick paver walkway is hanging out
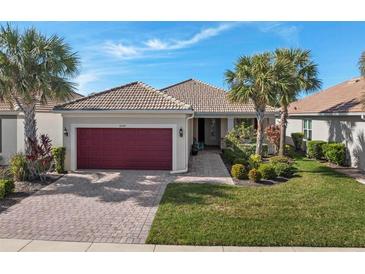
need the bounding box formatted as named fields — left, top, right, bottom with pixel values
left=0, top=171, right=171, bottom=244
left=175, top=149, right=234, bottom=184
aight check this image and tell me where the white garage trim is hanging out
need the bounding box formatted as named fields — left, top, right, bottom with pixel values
left=70, top=123, right=178, bottom=172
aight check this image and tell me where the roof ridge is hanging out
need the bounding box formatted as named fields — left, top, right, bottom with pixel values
left=137, top=81, right=191, bottom=109
left=162, top=78, right=227, bottom=93
left=161, top=79, right=194, bottom=91
left=54, top=81, right=140, bottom=109
left=191, top=78, right=227, bottom=92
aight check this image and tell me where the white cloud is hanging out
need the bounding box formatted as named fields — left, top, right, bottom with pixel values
left=103, top=41, right=140, bottom=59
left=144, top=38, right=169, bottom=50
left=104, top=22, right=239, bottom=59
left=75, top=72, right=99, bottom=92
left=144, top=23, right=236, bottom=50
left=258, top=23, right=299, bottom=44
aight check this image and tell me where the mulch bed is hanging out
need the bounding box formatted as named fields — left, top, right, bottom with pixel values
left=219, top=152, right=289, bottom=187
left=0, top=173, right=63, bottom=213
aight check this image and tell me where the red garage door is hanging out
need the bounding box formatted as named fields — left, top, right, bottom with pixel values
left=77, top=128, right=172, bottom=170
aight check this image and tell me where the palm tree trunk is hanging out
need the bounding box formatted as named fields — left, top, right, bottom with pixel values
left=255, top=108, right=265, bottom=155
left=278, top=105, right=288, bottom=156
left=23, top=103, right=37, bottom=155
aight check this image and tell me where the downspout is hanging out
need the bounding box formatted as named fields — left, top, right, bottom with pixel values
left=170, top=112, right=194, bottom=174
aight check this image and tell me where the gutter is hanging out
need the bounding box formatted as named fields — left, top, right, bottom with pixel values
left=170, top=112, right=195, bottom=174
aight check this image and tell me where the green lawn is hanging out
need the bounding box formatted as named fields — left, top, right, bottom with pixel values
left=147, top=157, right=365, bottom=247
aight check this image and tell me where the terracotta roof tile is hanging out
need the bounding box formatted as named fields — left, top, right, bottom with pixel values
left=0, top=91, right=83, bottom=113
left=162, top=79, right=277, bottom=113
left=55, top=81, right=191, bottom=111
left=288, top=77, right=365, bottom=114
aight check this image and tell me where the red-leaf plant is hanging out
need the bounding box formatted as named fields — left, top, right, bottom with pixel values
left=26, top=134, right=53, bottom=181
left=265, top=124, right=281, bottom=154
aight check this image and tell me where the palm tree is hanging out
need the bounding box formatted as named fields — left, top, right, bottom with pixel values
left=225, top=53, right=278, bottom=155
left=273, top=48, right=321, bottom=156
left=0, top=24, right=79, bottom=155
left=360, top=51, right=365, bottom=77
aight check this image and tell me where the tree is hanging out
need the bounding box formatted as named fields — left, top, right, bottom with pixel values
left=273, top=48, right=321, bottom=156
left=0, top=24, right=79, bottom=157
left=225, top=53, right=278, bottom=155
left=359, top=51, right=365, bottom=77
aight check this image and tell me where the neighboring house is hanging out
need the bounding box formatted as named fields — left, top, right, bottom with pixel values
left=54, top=79, right=277, bottom=173
left=0, top=92, right=83, bottom=164
left=286, top=77, right=365, bottom=170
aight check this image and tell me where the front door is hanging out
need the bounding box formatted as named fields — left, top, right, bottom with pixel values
left=204, top=118, right=220, bottom=146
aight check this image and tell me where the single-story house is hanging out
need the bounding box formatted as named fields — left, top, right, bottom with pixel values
left=0, top=92, right=83, bottom=164
left=1, top=79, right=277, bottom=173
left=54, top=79, right=277, bottom=172
left=286, top=77, right=365, bottom=170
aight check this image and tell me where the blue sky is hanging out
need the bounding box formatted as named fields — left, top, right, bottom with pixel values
left=7, top=21, right=365, bottom=96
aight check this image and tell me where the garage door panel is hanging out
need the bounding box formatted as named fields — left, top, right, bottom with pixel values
left=77, top=128, right=172, bottom=170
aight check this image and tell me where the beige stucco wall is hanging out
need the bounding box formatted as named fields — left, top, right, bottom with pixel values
left=62, top=113, right=190, bottom=172
left=14, top=112, right=64, bottom=155
left=287, top=116, right=365, bottom=170
left=0, top=116, right=18, bottom=164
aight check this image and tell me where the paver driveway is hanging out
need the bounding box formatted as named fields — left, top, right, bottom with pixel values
left=0, top=171, right=171, bottom=244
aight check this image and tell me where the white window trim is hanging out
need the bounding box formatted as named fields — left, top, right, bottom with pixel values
left=303, top=119, right=312, bottom=140
left=70, top=123, right=177, bottom=172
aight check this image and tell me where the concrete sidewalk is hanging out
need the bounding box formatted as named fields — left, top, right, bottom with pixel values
left=1, top=238, right=365, bottom=252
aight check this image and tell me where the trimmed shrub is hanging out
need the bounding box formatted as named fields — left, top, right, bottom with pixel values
left=285, top=144, right=295, bottom=158
left=291, top=132, right=304, bottom=151
left=248, top=154, right=262, bottom=169
left=0, top=179, right=14, bottom=199
left=307, top=140, right=327, bottom=159
left=222, top=149, right=236, bottom=164
left=231, top=164, right=248, bottom=179
left=269, top=156, right=290, bottom=165
left=233, top=158, right=247, bottom=165
left=9, top=153, right=28, bottom=181
left=52, top=147, right=66, bottom=174
left=248, top=168, right=262, bottom=182
left=258, top=163, right=277, bottom=180
left=323, top=143, right=346, bottom=166
left=237, top=144, right=256, bottom=156
left=274, top=162, right=296, bottom=178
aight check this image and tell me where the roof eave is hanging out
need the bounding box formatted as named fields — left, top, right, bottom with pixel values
left=52, top=109, right=194, bottom=114
left=194, top=111, right=279, bottom=117
left=288, top=111, right=365, bottom=117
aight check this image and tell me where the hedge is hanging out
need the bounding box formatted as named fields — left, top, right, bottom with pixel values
left=307, top=140, right=327, bottom=159
left=258, top=163, right=277, bottom=180
left=323, top=143, right=346, bottom=166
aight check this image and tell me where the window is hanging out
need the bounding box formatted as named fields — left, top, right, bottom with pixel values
left=303, top=119, right=312, bottom=140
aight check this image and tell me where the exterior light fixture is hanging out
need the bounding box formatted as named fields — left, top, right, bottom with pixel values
left=179, top=128, right=183, bottom=137
left=63, top=127, right=69, bottom=136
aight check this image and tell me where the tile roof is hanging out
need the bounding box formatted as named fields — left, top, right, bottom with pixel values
left=288, top=77, right=365, bottom=114
left=0, top=91, right=83, bottom=113
left=162, top=79, right=277, bottom=113
left=55, top=81, right=192, bottom=111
